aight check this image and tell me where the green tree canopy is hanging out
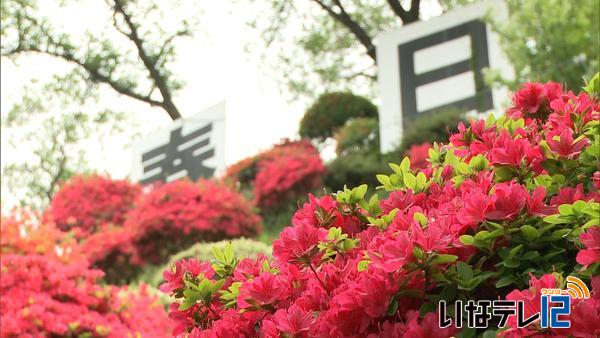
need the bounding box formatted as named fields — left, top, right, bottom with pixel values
left=251, top=0, right=599, bottom=99
left=491, top=0, right=599, bottom=90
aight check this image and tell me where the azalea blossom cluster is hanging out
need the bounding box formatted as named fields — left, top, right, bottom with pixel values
left=38, top=175, right=262, bottom=283
left=125, top=179, right=262, bottom=265
left=46, top=174, right=141, bottom=235
left=224, top=140, right=327, bottom=209
left=0, top=209, right=82, bottom=262
left=0, top=254, right=172, bottom=337
left=162, top=81, right=599, bottom=337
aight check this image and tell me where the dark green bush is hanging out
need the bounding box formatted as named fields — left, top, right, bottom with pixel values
left=393, top=108, right=466, bottom=155
left=299, top=92, right=378, bottom=140
left=334, top=117, right=379, bottom=155
left=324, top=152, right=390, bottom=193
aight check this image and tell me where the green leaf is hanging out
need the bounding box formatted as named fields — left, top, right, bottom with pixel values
left=403, top=173, right=416, bottom=190
left=459, top=235, right=474, bottom=245
left=351, top=184, right=368, bottom=201
left=439, top=285, right=457, bottom=302
left=419, top=302, right=436, bottom=316
left=400, top=157, right=411, bottom=172
left=543, top=214, right=565, bottom=224
left=431, top=254, right=458, bottom=265
left=357, top=260, right=370, bottom=272
left=551, top=229, right=571, bottom=239
left=376, top=174, right=391, bottom=187
left=494, top=166, right=513, bottom=181
left=416, top=172, right=427, bottom=190
left=389, top=163, right=402, bottom=174
left=413, top=212, right=427, bottom=226
left=509, top=244, right=523, bottom=259
left=456, top=261, right=473, bottom=281
left=386, top=298, right=399, bottom=315
left=520, top=225, right=540, bottom=241
left=583, top=72, right=599, bottom=97
left=456, top=162, right=471, bottom=175
left=495, top=275, right=516, bottom=288
left=558, top=204, right=573, bottom=215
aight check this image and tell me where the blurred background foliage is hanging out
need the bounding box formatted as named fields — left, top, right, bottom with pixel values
left=1, top=0, right=199, bottom=208
left=250, top=0, right=599, bottom=99
left=299, top=91, right=378, bottom=140
left=2, top=0, right=598, bottom=208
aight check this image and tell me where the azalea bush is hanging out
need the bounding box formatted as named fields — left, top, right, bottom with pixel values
left=162, top=79, right=599, bottom=337
left=224, top=140, right=326, bottom=210
left=0, top=254, right=171, bottom=337
left=1, top=209, right=81, bottom=262
left=45, top=174, right=141, bottom=235
left=125, top=179, right=262, bottom=266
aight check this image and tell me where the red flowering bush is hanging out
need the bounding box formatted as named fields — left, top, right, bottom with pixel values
left=162, top=80, right=599, bottom=336
left=1, top=209, right=83, bottom=263
left=46, top=174, right=141, bottom=235
left=406, top=142, right=432, bottom=170
left=125, top=179, right=262, bottom=266
left=0, top=254, right=171, bottom=337
left=224, top=140, right=326, bottom=209
left=78, top=225, right=140, bottom=283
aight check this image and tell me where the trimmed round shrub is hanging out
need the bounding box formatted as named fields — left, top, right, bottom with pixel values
left=299, top=92, right=378, bottom=140
left=125, top=179, right=262, bottom=265
left=393, top=108, right=466, bottom=155
left=324, top=152, right=389, bottom=192
left=46, top=174, right=141, bottom=234
left=0, top=254, right=171, bottom=337
left=161, top=80, right=600, bottom=337
left=224, top=140, right=326, bottom=210
left=334, top=117, right=379, bottom=155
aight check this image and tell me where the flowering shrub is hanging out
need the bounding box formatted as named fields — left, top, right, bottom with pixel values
left=46, top=174, right=141, bottom=234
left=225, top=140, right=326, bottom=209
left=162, top=80, right=599, bottom=337
left=1, top=209, right=83, bottom=263
left=0, top=254, right=171, bottom=337
left=125, top=179, right=262, bottom=266
left=406, top=142, right=432, bottom=170
left=79, top=225, right=140, bottom=283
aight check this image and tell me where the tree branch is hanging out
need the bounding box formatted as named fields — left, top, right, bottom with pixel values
left=407, top=0, right=421, bottom=23
left=310, top=0, right=377, bottom=62
left=111, top=0, right=182, bottom=120
left=12, top=45, right=165, bottom=108
left=387, top=0, right=420, bottom=24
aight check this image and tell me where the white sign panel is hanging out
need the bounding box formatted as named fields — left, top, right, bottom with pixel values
left=131, top=101, right=226, bottom=184
left=376, top=0, right=513, bottom=152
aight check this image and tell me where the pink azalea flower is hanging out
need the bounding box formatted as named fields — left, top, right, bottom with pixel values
left=486, top=182, right=528, bottom=221
left=577, top=227, right=600, bottom=266
left=273, top=223, right=327, bottom=265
